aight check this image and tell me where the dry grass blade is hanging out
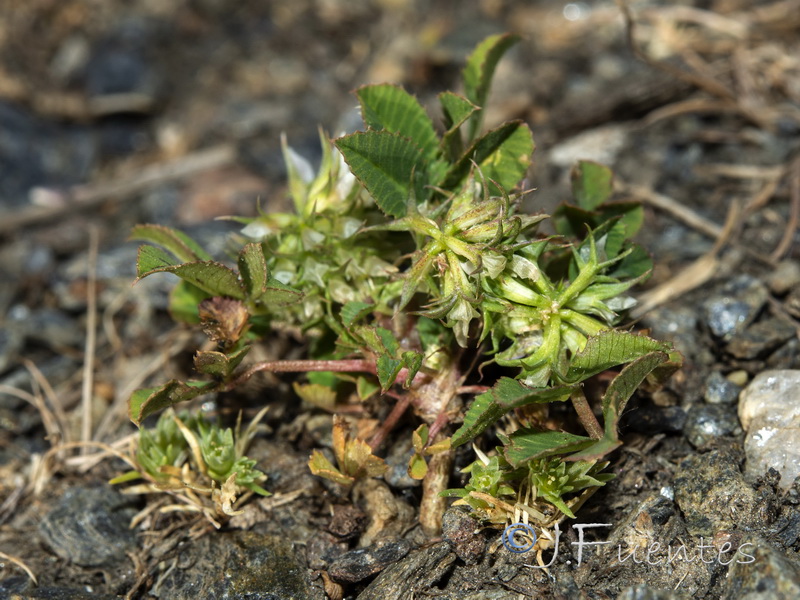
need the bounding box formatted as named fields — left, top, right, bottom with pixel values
left=640, top=5, right=749, bottom=39
left=642, top=98, right=740, bottom=127
left=0, top=551, right=38, bottom=586
left=618, top=181, right=722, bottom=239
left=82, top=225, right=99, bottom=454
left=0, top=144, right=236, bottom=235
left=93, top=330, right=193, bottom=443
left=0, top=382, right=62, bottom=446
left=771, top=157, right=800, bottom=262
left=632, top=199, right=742, bottom=318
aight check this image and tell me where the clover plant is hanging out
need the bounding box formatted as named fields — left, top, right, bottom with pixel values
left=123, top=34, right=681, bottom=530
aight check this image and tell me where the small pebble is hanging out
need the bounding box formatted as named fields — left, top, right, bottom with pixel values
left=704, top=275, right=768, bottom=339
left=727, top=370, right=749, bottom=387
left=684, top=404, right=741, bottom=448
left=328, top=539, right=412, bottom=583
left=766, top=260, right=800, bottom=296
left=704, top=371, right=742, bottom=404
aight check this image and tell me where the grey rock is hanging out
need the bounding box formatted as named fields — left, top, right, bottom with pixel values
left=384, top=435, right=421, bottom=489
left=767, top=338, right=800, bottom=370
left=86, top=18, right=163, bottom=106
left=0, top=101, right=95, bottom=207
left=706, top=299, right=751, bottom=338
left=38, top=485, right=137, bottom=567
left=738, top=370, right=800, bottom=489
left=704, top=275, right=768, bottom=339
left=0, top=578, right=117, bottom=600
left=593, top=494, right=716, bottom=596
left=618, top=585, right=683, bottom=600
left=356, top=542, right=456, bottom=600
left=441, top=507, right=485, bottom=565
left=9, top=306, right=83, bottom=348
left=0, top=322, right=24, bottom=374
left=673, top=445, right=763, bottom=536
left=684, top=404, right=742, bottom=448
left=723, top=536, right=800, bottom=599
left=704, top=371, right=742, bottom=404
left=428, top=591, right=525, bottom=600
left=328, top=538, right=412, bottom=583
left=727, top=318, right=796, bottom=360
left=152, top=530, right=323, bottom=600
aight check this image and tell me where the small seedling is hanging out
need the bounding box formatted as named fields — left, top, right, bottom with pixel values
left=111, top=407, right=269, bottom=526
left=121, top=33, right=681, bottom=534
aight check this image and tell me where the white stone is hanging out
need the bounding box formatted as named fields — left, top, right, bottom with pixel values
left=738, top=370, right=800, bottom=489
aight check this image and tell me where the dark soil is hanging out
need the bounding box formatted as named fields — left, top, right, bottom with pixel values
left=1, top=1, right=799, bottom=599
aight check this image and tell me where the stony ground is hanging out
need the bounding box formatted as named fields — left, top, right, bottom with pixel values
left=0, top=1, right=799, bottom=599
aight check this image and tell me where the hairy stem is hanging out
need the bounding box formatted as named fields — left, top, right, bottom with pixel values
left=368, top=393, right=411, bottom=451
left=571, top=390, right=603, bottom=439
left=419, top=441, right=453, bottom=536
left=226, top=358, right=426, bottom=391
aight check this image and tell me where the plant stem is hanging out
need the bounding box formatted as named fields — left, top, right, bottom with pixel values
left=571, top=390, right=603, bottom=439
left=368, top=393, right=411, bottom=451
left=227, top=357, right=429, bottom=392
left=226, top=359, right=376, bottom=390
left=419, top=440, right=453, bottom=536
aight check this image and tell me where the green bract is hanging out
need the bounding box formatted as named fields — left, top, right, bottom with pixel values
left=123, top=33, right=681, bottom=529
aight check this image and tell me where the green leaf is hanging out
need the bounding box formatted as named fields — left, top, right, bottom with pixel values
left=335, top=131, right=425, bottom=218
left=564, top=330, right=672, bottom=384
left=443, top=121, right=533, bottom=193
left=238, top=243, right=268, bottom=298
left=462, top=33, right=520, bottom=139
left=376, top=355, right=402, bottom=392
left=352, top=325, right=386, bottom=355
left=607, top=243, right=653, bottom=280
left=109, top=470, right=142, bottom=485
left=129, top=224, right=212, bottom=262
left=401, top=351, right=423, bottom=388
left=503, top=430, right=594, bottom=467
left=168, top=280, right=210, bottom=324
left=308, top=450, right=354, bottom=486
left=408, top=452, right=428, bottom=479
left=565, top=437, right=622, bottom=462
left=412, top=424, right=429, bottom=452
left=439, top=91, right=479, bottom=160
left=600, top=351, right=670, bottom=439
left=194, top=346, right=250, bottom=378
left=376, top=327, right=400, bottom=356
left=129, top=380, right=217, bottom=426
left=440, top=91, right=479, bottom=130
left=356, top=376, right=380, bottom=401
left=341, top=301, right=373, bottom=327
left=136, top=245, right=245, bottom=299
left=571, top=161, right=614, bottom=210
left=356, top=84, right=439, bottom=160
left=293, top=382, right=337, bottom=411
left=451, top=378, right=576, bottom=447
left=251, top=278, right=303, bottom=309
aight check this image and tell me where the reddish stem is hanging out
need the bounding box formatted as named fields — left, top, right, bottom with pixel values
left=368, top=393, right=411, bottom=451
left=571, top=390, right=603, bottom=439
left=457, top=385, right=490, bottom=395
left=225, top=358, right=375, bottom=391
